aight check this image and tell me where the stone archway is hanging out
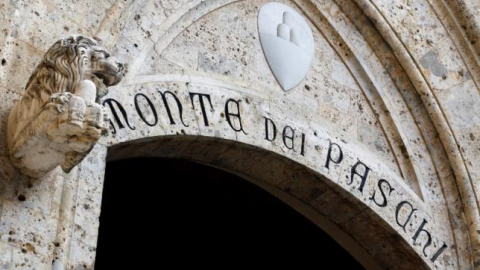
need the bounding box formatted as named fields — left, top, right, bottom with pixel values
left=94, top=157, right=365, bottom=269
left=48, top=1, right=473, bottom=269
left=98, top=135, right=432, bottom=269
left=1, top=0, right=479, bottom=269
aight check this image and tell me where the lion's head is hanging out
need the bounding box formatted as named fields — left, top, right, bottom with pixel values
left=24, top=35, right=125, bottom=105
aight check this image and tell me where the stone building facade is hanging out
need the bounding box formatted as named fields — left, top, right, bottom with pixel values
left=0, top=0, right=479, bottom=269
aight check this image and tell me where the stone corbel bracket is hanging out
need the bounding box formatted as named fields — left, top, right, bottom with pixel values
left=6, top=36, right=125, bottom=178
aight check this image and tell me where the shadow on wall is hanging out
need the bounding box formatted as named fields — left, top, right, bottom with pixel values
left=95, top=158, right=364, bottom=269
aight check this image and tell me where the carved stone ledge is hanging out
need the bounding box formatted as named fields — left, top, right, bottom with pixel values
left=7, top=36, right=125, bottom=178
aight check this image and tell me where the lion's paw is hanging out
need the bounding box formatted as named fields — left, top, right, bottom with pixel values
left=50, top=92, right=73, bottom=104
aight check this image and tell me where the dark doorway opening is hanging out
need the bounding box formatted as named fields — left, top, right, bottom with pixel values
left=95, top=158, right=364, bottom=269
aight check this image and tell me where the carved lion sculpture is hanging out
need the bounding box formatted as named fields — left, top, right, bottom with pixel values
left=7, top=35, right=125, bottom=178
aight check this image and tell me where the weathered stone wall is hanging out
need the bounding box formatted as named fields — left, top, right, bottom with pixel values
left=0, top=0, right=479, bottom=269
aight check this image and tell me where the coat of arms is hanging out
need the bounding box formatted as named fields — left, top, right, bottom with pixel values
left=258, top=2, right=315, bottom=91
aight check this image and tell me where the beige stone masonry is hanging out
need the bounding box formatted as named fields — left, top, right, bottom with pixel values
left=0, top=0, right=479, bottom=269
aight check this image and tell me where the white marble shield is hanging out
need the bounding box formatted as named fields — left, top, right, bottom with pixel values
left=258, top=2, right=314, bottom=92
